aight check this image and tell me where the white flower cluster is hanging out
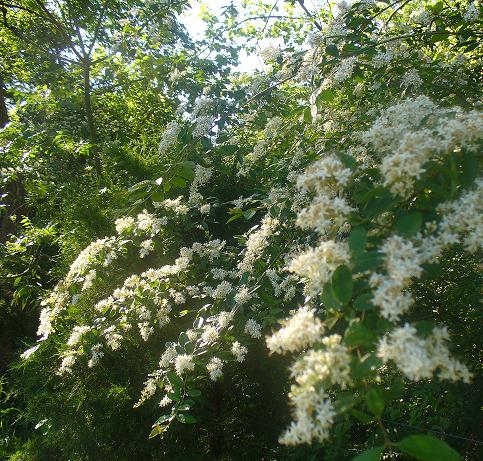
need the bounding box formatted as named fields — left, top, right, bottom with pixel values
left=237, top=215, right=279, bottom=274
left=244, top=319, right=262, bottom=338
left=239, top=117, right=283, bottom=175
left=463, top=3, right=479, bottom=22
left=266, top=306, right=324, bottom=354
left=294, top=155, right=353, bottom=235
left=51, top=238, right=228, bottom=375
left=276, top=335, right=351, bottom=445
left=378, top=324, right=472, bottom=382
left=259, top=45, right=281, bottom=63
left=175, top=354, right=195, bottom=375
left=288, top=241, right=350, bottom=295
left=231, top=341, right=248, bottom=362
left=322, top=56, right=357, bottom=88
left=158, top=120, right=181, bottom=156
left=363, top=97, right=482, bottom=198
left=206, top=357, right=224, bottom=380
left=189, top=164, right=213, bottom=204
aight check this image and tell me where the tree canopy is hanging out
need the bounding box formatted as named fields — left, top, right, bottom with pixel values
left=1, top=1, right=482, bottom=460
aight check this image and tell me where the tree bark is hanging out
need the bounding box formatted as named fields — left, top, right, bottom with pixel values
left=0, top=73, right=9, bottom=128
left=82, top=59, right=102, bottom=177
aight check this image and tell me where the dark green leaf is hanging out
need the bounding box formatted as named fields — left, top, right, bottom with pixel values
left=353, top=293, right=373, bottom=311
left=322, top=282, right=342, bottom=310
left=349, top=227, right=367, bottom=255
left=366, top=388, right=384, bottom=416
left=149, top=424, right=167, bottom=439
left=178, top=332, right=189, bottom=346
left=353, top=251, right=383, bottom=273
left=326, top=44, right=339, bottom=56
left=176, top=413, right=197, bottom=424
left=345, top=322, right=376, bottom=347
left=331, top=265, right=353, bottom=305
left=395, top=212, right=422, bottom=237
left=395, top=435, right=460, bottom=461
left=352, top=446, right=384, bottom=461
left=187, top=389, right=202, bottom=397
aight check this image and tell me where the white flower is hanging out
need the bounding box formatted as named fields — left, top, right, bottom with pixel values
left=87, top=343, right=104, bottom=368
left=159, top=346, right=177, bottom=368
left=378, top=324, right=472, bottom=382
left=174, top=354, right=195, bottom=375
left=463, top=4, right=479, bottom=22
left=158, top=120, right=181, bottom=156
left=217, top=311, right=234, bottom=329
left=139, top=322, right=154, bottom=341
left=288, top=241, right=350, bottom=295
left=67, top=326, right=91, bottom=347
left=410, top=9, right=432, bottom=25
left=140, top=239, right=154, bottom=258
left=206, top=357, right=223, bottom=381
left=115, top=216, right=135, bottom=234
left=212, top=281, right=233, bottom=299
left=234, top=286, right=253, bottom=305
left=201, top=325, right=219, bottom=344
left=231, top=341, right=248, bottom=362
left=159, top=395, right=172, bottom=407
left=267, top=307, right=325, bottom=354
left=200, top=203, right=211, bottom=214
left=238, top=215, right=279, bottom=274
left=245, top=319, right=262, bottom=338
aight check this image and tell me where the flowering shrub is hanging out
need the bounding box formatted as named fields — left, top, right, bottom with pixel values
left=20, top=0, right=482, bottom=459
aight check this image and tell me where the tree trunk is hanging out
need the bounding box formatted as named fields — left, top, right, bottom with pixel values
left=0, top=73, right=9, bottom=128
left=83, top=60, right=102, bottom=177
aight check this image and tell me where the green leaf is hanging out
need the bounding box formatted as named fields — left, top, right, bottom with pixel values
left=352, top=446, right=384, bottom=461
left=350, top=409, right=374, bottom=424
left=353, top=293, right=373, bottom=311
left=326, top=44, right=339, bottom=56
left=177, top=399, right=195, bottom=411
left=187, top=389, right=202, bottom=397
left=317, top=88, right=336, bottom=103
left=151, top=190, right=164, bottom=202
left=243, top=208, right=256, bottom=220
left=349, top=227, right=367, bottom=255
left=395, top=212, right=422, bottom=237
left=331, top=265, right=353, bottom=305
left=184, top=341, right=195, bottom=354
left=353, top=251, right=383, bottom=273
left=364, top=193, right=395, bottom=218
left=344, top=322, right=375, bottom=347
left=351, top=353, right=381, bottom=380
left=149, top=424, right=167, bottom=439
left=166, top=371, right=183, bottom=390
left=395, top=435, right=460, bottom=461
left=365, top=388, right=384, bottom=416
left=176, top=413, right=197, bottom=424
left=178, top=332, right=189, bottom=346
left=153, top=414, right=172, bottom=425
left=335, top=394, right=358, bottom=413
left=226, top=213, right=243, bottom=224
left=167, top=391, right=181, bottom=402
left=322, top=282, right=342, bottom=310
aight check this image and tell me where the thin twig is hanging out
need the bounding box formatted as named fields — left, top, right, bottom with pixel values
left=296, top=0, right=322, bottom=31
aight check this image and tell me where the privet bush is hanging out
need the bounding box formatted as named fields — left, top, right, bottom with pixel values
left=17, top=0, right=482, bottom=460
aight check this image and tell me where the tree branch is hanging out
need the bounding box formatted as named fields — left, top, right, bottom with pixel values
left=296, top=0, right=322, bottom=31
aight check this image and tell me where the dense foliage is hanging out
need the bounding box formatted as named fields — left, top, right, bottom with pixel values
left=1, top=0, right=482, bottom=460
